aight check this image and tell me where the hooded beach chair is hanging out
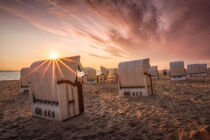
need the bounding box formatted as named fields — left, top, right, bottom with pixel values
left=118, top=58, right=153, bottom=97
left=187, top=64, right=200, bottom=77
left=97, top=66, right=109, bottom=83
left=28, top=56, right=84, bottom=121
left=83, top=67, right=97, bottom=83
left=187, top=64, right=208, bottom=77
left=20, top=67, right=30, bottom=93
left=170, top=61, right=186, bottom=80
left=199, top=64, right=208, bottom=76
left=107, top=68, right=118, bottom=82
left=149, top=66, right=159, bottom=80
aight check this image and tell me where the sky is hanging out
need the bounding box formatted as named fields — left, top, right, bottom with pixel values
left=0, top=0, right=210, bottom=70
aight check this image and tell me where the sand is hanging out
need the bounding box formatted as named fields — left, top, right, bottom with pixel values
left=0, top=75, right=210, bottom=140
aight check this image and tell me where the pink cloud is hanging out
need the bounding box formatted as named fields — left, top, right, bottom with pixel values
left=0, top=0, right=210, bottom=63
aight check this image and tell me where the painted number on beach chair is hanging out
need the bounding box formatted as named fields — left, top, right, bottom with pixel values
left=124, top=91, right=130, bottom=96
left=123, top=91, right=142, bottom=96
left=35, top=107, right=55, bottom=118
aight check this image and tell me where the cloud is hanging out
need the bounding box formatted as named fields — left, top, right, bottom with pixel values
left=0, top=0, right=210, bottom=62
left=87, top=53, right=111, bottom=59
left=159, top=0, right=210, bottom=60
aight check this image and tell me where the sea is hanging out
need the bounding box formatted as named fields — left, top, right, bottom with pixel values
left=0, top=70, right=100, bottom=81
left=0, top=71, right=20, bottom=81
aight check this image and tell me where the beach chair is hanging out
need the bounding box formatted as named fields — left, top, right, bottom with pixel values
left=170, top=61, right=186, bottom=80
left=97, top=66, right=108, bottom=83
left=107, top=68, right=118, bottom=82
left=20, top=67, right=30, bottom=93
left=97, top=73, right=105, bottom=83
left=208, top=68, right=210, bottom=75
left=187, top=64, right=200, bottom=77
left=199, top=64, right=208, bottom=76
left=149, top=66, right=159, bottom=80
left=118, top=58, right=153, bottom=97
left=187, top=64, right=208, bottom=77
left=83, top=67, right=97, bottom=83
left=28, top=56, right=84, bottom=121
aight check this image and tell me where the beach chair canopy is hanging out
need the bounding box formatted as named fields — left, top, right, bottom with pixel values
left=187, top=64, right=200, bottom=74
left=107, top=68, right=118, bottom=80
left=29, top=56, right=82, bottom=102
left=149, top=66, right=158, bottom=76
left=100, top=66, right=109, bottom=78
left=199, top=64, right=207, bottom=73
left=118, top=58, right=150, bottom=87
left=83, top=67, right=97, bottom=80
left=20, top=67, right=29, bottom=87
left=170, top=61, right=185, bottom=77
left=187, top=64, right=207, bottom=74
left=208, top=68, right=210, bottom=74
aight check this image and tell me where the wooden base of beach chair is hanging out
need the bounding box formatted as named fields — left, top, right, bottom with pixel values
left=20, top=86, right=29, bottom=93
left=32, top=102, right=59, bottom=120
left=188, top=73, right=208, bottom=77
left=107, top=79, right=117, bottom=82
left=31, top=81, right=84, bottom=121
left=170, top=76, right=186, bottom=81
left=119, top=87, right=152, bottom=97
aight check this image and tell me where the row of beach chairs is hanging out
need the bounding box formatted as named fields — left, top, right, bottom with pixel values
left=20, top=56, right=209, bottom=121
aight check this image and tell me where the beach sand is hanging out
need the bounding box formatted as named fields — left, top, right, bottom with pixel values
left=0, top=76, right=210, bottom=140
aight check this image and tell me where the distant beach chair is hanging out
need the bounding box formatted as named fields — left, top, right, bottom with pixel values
left=20, top=67, right=30, bottom=93
left=83, top=67, right=97, bottom=83
left=97, top=67, right=118, bottom=83
left=149, top=66, right=159, bottom=80
left=187, top=64, right=208, bottom=77
left=28, top=56, right=84, bottom=121
left=169, top=61, right=186, bottom=80
left=208, top=68, right=210, bottom=75
left=118, top=58, right=153, bottom=97
left=107, top=68, right=118, bottom=82
left=97, top=66, right=109, bottom=83
left=199, top=64, right=208, bottom=76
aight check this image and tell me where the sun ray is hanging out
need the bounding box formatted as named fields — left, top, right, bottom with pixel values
left=28, top=60, right=49, bottom=76
left=40, top=60, right=52, bottom=79
left=51, top=59, right=55, bottom=95
left=55, top=59, right=64, bottom=79
left=62, top=57, right=79, bottom=64
left=57, top=59, right=76, bottom=74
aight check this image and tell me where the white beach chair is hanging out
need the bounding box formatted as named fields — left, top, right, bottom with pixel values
left=28, top=56, right=84, bottom=121
left=118, top=58, right=153, bottom=97
left=20, top=67, right=30, bottom=93
left=83, top=67, right=97, bottom=83
left=97, top=66, right=108, bottom=83
left=170, top=61, right=186, bottom=80
left=199, top=64, right=208, bottom=76
left=149, top=66, right=159, bottom=80
left=107, top=68, right=118, bottom=82
left=187, top=64, right=208, bottom=77
left=187, top=64, right=200, bottom=77
left=97, top=73, right=105, bottom=83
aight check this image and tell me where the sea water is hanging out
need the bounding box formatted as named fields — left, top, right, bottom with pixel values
left=0, top=71, right=20, bottom=81
left=0, top=70, right=100, bottom=81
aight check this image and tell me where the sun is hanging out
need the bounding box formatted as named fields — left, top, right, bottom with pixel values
left=49, top=52, right=58, bottom=59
